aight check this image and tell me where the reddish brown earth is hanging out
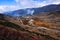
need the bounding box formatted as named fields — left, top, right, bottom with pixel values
left=0, top=25, right=47, bottom=40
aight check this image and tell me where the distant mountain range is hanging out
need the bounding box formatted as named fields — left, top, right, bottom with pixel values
left=33, top=4, right=60, bottom=15
left=5, top=4, right=60, bottom=16
left=5, top=9, right=34, bottom=16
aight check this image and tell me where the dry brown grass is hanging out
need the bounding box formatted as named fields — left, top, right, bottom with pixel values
left=20, top=17, right=60, bottom=27
left=33, top=19, right=59, bottom=27
left=0, top=25, right=47, bottom=40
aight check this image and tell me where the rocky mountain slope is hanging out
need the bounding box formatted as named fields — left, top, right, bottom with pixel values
left=0, top=14, right=54, bottom=40
left=0, top=12, right=60, bottom=40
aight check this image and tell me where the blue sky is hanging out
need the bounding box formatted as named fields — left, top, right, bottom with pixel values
left=0, top=0, right=60, bottom=13
left=0, top=0, right=16, bottom=5
left=33, top=0, right=45, bottom=2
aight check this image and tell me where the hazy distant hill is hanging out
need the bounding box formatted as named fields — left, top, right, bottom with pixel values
left=33, top=4, right=60, bottom=15
left=5, top=4, right=60, bottom=16
left=5, top=9, right=34, bottom=16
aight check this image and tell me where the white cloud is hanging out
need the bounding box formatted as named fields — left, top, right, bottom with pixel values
left=0, top=5, right=21, bottom=13
left=0, top=0, right=60, bottom=13
left=15, top=0, right=60, bottom=8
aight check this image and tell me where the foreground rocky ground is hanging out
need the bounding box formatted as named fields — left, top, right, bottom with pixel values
left=0, top=12, right=60, bottom=40
left=0, top=20, right=58, bottom=40
left=0, top=25, right=50, bottom=40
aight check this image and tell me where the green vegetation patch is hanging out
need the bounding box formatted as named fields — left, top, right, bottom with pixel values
left=0, top=21, right=25, bottom=31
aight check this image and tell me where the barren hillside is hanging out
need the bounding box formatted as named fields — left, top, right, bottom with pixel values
left=0, top=12, right=60, bottom=40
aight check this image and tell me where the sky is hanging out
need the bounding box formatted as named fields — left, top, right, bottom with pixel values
left=0, top=0, right=60, bottom=13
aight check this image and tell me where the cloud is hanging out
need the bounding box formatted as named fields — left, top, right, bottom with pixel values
left=15, top=0, right=46, bottom=8
left=0, top=0, right=60, bottom=13
left=15, top=0, right=60, bottom=8
left=0, top=5, right=21, bottom=13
